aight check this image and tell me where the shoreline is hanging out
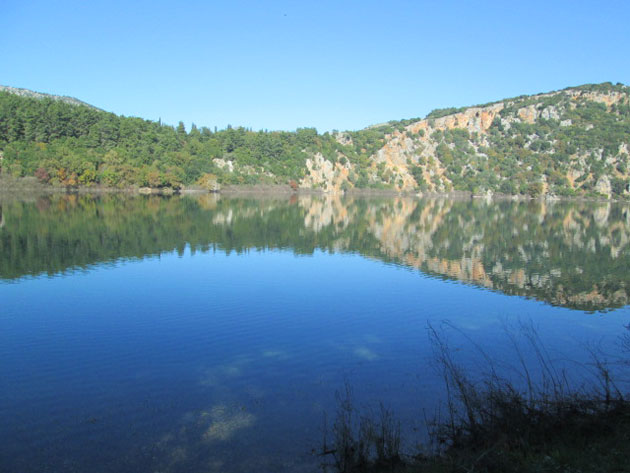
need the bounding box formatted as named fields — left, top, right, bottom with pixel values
left=0, top=177, right=627, bottom=203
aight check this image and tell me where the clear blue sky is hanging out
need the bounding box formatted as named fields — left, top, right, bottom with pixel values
left=1, top=0, right=629, bottom=132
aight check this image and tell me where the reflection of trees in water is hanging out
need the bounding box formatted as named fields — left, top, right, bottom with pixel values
left=0, top=204, right=4, bottom=229
left=1, top=193, right=629, bottom=310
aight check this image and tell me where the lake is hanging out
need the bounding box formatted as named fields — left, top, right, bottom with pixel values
left=1, top=193, right=629, bottom=472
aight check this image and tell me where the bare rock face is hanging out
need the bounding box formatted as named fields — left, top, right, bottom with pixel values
left=541, top=107, right=561, bottom=120
left=212, top=159, right=234, bottom=173
left=422, top=104, right=503, bottom=134
left=301, top=153, right=350, bottom=193
left=517, top=105, right=538, bottom=124
left=334, top=132, right=353, bottom=146
left=567, top=89, right=628, bottom=108
left=595, top=175, right=612, bottom=198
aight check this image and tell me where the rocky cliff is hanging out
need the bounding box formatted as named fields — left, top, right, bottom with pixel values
left=300, top=83, right=630, bottom=198
left=294, top=195, right=630, bottom=310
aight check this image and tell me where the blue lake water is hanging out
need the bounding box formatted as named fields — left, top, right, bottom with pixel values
left=1, top=194, right=629, bottom=472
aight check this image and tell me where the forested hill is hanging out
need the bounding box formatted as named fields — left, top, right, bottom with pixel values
left=0, top=82, right=629, bottom=198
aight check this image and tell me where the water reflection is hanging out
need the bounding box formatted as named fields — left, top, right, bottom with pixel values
left=1, top=193, right=629, bottom=311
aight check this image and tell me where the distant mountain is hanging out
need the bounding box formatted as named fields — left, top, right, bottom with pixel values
left=0, top=85, right=100, bottom=110
left=0, top=82, right=628, bottom=198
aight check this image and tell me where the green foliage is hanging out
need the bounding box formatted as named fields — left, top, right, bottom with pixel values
left=527, top=181, right=544, bottom=196
left=0, top=91, right=343, bottom=188
left=1, top=82, right=629, bottom=197
left=611, top=177, right=629, bottom=195
left=410, top=166, right=427, bottom=190
left=426, top=106, right=467, bottom=119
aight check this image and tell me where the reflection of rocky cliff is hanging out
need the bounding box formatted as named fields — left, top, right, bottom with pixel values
left=1, top=194, right=629, bottom=311
left=297, top=195, right=630, bottom=311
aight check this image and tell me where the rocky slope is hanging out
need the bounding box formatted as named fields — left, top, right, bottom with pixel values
left=0, top=85, right=99, bottom=109
left=304, top=83, right=630, bottom=198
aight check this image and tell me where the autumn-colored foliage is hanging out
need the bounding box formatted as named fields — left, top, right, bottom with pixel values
left=34, top=167, right=50, bottom=183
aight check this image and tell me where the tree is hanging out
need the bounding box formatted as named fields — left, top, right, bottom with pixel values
left=34, top=167, right=50, bottom=183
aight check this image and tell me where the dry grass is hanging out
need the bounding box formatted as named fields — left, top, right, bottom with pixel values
left=322, top=320, right=630, bottom=473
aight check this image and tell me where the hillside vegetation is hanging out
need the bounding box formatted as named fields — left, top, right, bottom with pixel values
left=0, top=83, right=629, bottom=198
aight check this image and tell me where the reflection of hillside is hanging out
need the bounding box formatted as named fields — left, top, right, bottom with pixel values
left=298, top=196, right=630, bottom=311
left=448, top=203, right=626, bottom=310
left=1, top=194, right=629, bottom=311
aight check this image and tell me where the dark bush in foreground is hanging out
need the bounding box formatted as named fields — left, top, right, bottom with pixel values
left=321, top=322, right=630, bottom=473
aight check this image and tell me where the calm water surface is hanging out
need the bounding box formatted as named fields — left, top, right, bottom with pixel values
left=1, top=194, right=629, bottom=472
